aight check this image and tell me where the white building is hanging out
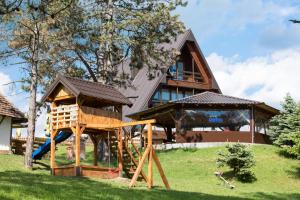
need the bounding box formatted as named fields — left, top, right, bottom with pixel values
left=0, top=93, right=26, bottom=154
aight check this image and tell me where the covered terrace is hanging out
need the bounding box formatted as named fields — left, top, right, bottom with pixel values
left=128, top=92, right=279, bottom=144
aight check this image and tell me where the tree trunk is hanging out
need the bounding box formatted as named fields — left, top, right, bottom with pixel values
left=24, top=64, right=37, bottom=169
left=24, top=41, right=38, bottom=169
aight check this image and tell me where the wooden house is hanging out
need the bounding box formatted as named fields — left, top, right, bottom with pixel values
left=0, top=93, right=26, bottom=154
left=119, top=29, right=279, bottom=144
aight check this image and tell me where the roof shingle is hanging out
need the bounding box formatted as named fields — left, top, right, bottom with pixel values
left=0, top=93, right=25, bottom=119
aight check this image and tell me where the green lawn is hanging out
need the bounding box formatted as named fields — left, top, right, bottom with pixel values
left=0, top=144, right=300, bottom=200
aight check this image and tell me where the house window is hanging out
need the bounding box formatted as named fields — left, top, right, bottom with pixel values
left=185, top=91, right=193, bottom=97
left=171, top=90, right=177, bottom=100
left=178, top=91, right=184, bottom=99
left=177, top=62, right=184, bottom=80
left=161, top=89, right=170, bottom=101
left=169, top=65, right=177, bottom=77
left=153, top=90, right=160, bottom=101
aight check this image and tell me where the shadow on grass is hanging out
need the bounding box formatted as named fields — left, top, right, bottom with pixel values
left=251, top=192, right=300, bottom=200
left=0, top=170, right=299, bottom=200
left=286, top=166, right=300, bottom=179
left=0, top=170, right=244, bottom=200
left=276, top=149, right=298, bottom=160
left=222, top=171, right=257, bottom=183
left=32, top=161, right=50, bottom=171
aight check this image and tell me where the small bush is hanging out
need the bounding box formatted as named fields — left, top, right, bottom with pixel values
left=217, top=143, right=256, bottom=182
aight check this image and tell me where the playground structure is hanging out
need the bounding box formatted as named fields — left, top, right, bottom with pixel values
left=37, top=74, right=170, bottom=189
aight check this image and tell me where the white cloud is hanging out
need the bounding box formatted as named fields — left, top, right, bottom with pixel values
left=182, top=0, right=299, bottom=38
left=206, top=49, right=300, bottom=109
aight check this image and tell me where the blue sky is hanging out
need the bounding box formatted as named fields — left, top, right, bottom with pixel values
left=1, top=0, right=300, bottom=135
left=177, top=0, right=300, bottom=59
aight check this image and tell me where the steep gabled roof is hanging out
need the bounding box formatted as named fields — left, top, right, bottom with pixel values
left=0, top=93, right=25, bottom=119
left=119, top=29, right=221, bottom=121
left=42, top=74, right=132, bottom=106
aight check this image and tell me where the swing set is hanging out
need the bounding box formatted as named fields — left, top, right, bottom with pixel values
left=42, top=75, right=170, bottom=189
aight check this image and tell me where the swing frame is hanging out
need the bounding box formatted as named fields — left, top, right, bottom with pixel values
left=50, top=120, right=170, bottom=189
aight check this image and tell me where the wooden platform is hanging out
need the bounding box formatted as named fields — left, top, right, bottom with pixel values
left=52, top=165, right=119, bottom=179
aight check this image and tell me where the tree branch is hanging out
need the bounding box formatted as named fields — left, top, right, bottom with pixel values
left=75, top=49, right=98, bottom=82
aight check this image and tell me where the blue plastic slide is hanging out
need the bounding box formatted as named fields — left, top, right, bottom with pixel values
left=32, top=131, right=72, bottom=160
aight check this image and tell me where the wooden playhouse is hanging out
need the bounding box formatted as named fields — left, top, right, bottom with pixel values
left=41, top=74, right=169, bottom=189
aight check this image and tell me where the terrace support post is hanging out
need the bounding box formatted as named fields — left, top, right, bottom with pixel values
left=166, top=126, right=173, bottom=143
left=148, top=123, right=153, bottom=188
left=118, top=128, right=123, bottom=177
left=250, top=106, right=255, bottom=144
left=50, top=130, right=58, bottom=175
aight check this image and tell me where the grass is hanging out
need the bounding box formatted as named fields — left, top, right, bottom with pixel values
left=0, top=144, right=300, bottom=200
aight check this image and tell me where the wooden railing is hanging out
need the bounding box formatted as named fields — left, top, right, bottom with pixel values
left=51, top=104, right=122, bottom=129
left=183, top=70, right=203, bottom=82
left=51, top=105, right=78, bottom=130
left=167, top=70, right=203, bottom=82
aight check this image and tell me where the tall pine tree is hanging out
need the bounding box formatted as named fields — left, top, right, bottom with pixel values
left=269, top=94, right=300, bottom=158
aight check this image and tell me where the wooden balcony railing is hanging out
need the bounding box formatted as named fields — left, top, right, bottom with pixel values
left=167, top=70, right=203, bottom=82
left=51, top=105, right=78, bottom=130
left=51, top=104, right=122, bottom=130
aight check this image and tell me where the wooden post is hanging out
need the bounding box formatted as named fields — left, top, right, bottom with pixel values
left=152, top=149, right=170, bottom=190
left=118, top=128, right=123, bottom=177
left=75, top=124, right=81, bottom=176
left=50, top=130, right=57, bottom=174
left=129, top=146, right=151, bottom=187
left=148, top=123, right=153, bottom=188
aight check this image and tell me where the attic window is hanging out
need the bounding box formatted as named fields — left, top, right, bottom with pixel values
left=168, top=61, right=183, bottom=80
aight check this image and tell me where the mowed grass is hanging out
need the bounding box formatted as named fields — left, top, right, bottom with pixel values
left=0, top=144, right=300, bottom=200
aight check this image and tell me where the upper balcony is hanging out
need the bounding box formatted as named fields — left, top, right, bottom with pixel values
left=51, top=104, right=122, bottom=130
left=166, top=70, right=203, bottom=83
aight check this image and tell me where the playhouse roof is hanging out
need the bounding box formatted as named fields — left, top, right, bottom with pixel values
left=0, top=93, right=26, bottom=119
left=42, top=74, right=132, bottom=106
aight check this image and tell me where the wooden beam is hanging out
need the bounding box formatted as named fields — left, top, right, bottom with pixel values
left=152, top=149, right=170, bottom=190
left=129, top=146, right=151, bottom=188
left=147, top=123, right=153, bottom=188
left=75, top=124, right=81, bottom=167
left=186, top=42, right=210, bottom=84
left=122, top=119, right=156, bottom=127
left=50, top=130, right=58, bottom=170
left=80, top=119, right=156, bottom=129
left=118, top=128, right=123, bottom=177
left=131, top=139, right=142, bottom=160
left=124, top=144, right=149, bottom=183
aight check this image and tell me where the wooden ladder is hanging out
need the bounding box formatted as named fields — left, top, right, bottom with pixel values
left=109, top=133, right=147, bottom=182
